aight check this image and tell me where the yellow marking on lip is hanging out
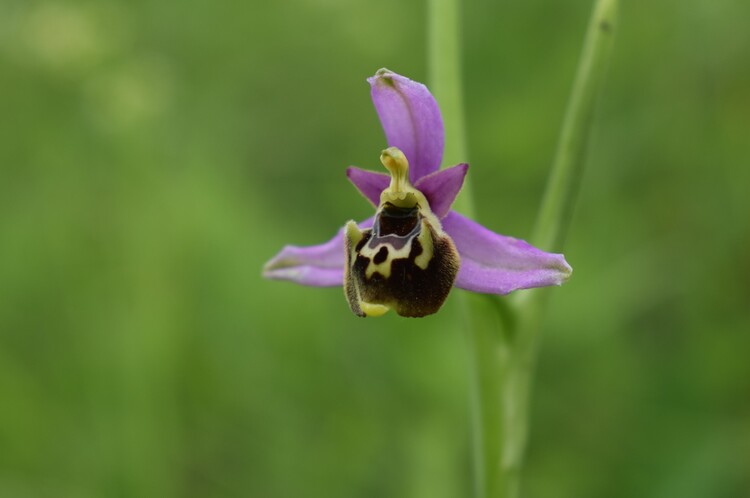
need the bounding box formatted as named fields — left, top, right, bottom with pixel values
left=360, top=241, right=411, bottom=279
left=360, top=220, right=434, bottom=278
left=414, top=220, right=433, bottom=270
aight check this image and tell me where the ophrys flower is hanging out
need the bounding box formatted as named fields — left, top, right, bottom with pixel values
left=263, top=69, right=572, bottom=317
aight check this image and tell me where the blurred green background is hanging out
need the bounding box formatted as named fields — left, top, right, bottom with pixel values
left=1, top=0, right=749, bottom=496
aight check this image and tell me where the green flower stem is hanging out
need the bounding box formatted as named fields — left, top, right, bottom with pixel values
left=529, top=0, right=619, bottom=253
left=428, top=0, right=473, bottom=217
left=429, top=0, right=618, bottom=498
left=503, top=4, right=618, bottom=495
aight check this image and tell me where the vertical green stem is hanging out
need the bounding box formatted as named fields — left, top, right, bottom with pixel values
left=506, top=4, right=618, bottom=494
left=429, top=0, right=618, bottom=498
left=529, top=0, right=619, bottom=253
left=428, top=0, right=473, bottom=217
left=427, top=1, right=495, bottom=497
left=428, top=0, right=514, bottom=495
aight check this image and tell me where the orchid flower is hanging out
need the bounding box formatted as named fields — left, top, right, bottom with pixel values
left=263, top=68, right=572, bottom=317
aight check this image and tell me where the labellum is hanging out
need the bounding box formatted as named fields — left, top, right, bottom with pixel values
left=344, top=147, right=460, bottom=317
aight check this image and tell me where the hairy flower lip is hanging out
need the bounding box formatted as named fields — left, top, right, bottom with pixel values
left=263, top=69, right=572, bottom=312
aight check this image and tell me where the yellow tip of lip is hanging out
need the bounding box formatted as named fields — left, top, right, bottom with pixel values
left=360, top=302, right=390, bottom=317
